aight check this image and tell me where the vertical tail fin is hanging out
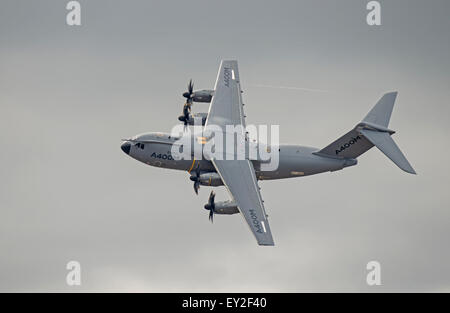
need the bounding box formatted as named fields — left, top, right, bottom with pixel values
left=316, top=92, right=416, bottom=174
left=362, top=92, right=397, bottom=127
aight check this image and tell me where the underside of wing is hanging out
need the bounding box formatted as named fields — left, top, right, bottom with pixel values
left=205, top=60, right=245, bottom=129
left=205, top=60, right=274, bottom=246
left=212, top=159, right=274, bottom=246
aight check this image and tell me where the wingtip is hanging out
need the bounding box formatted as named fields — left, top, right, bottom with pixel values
left=386, top=91, right=398, bottom=96
left=402, top=165, right=417, bottom=175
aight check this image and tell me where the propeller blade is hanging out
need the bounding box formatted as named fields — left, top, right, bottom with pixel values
left=193, top=181, right=199, bottom=194
left=206, top=190, right=215, bottom=223
left=183, top=103, right=191, bottom=116
left=208, top=190, right=215, bottom=205
left=209, top=209, right=214, bottom=223
left=191, top=164, right=201, bottom=195
left=188, top=79, right=194, bottom=94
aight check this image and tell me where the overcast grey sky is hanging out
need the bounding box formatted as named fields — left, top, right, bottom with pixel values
left=1, top=0, right=449, bottom=292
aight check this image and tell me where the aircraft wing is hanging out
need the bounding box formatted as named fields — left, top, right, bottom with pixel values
left=205, top=60, right=274, bottom=246
left=205, top=60, right=246, bottom=129
left=212, top=159, right=275, bottom=246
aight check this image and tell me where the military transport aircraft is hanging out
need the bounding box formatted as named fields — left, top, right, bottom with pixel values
left=121, top=60, right=415, bottom=246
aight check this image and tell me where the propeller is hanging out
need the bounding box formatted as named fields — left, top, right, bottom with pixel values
left=182, top=79, right=194, bottom=102
left=178, top=79, right=194, bottom=129
left=204, top=191, right=216, bottom=223
left=178, top=104, right=191, bottom=130
left=189, top=164, right=201, bottom=195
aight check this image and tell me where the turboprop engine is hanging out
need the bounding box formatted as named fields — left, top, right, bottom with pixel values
left=191, top=172, right=223, bottom=187
left=190, top=171, right=223, bottom=194
left=203, top=191, right=239, bottom=222
left=179, top=80, right=213, bottom=128
left=178, top=112, right=207, bottom=126
left=190, top=90, right=214, bottom=103
left=182, top=79, right=214, bottom=103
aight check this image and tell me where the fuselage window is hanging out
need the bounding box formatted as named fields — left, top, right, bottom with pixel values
left=141, top=144, right=145, bottom=149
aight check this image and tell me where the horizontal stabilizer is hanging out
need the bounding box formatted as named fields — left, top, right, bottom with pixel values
left=360, top=129, right=416, bottom=174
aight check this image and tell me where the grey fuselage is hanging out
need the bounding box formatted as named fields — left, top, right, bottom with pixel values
left=121, top=132, right=357, bottom=181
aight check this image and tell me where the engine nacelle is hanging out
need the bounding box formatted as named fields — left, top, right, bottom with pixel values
left=198, top=172, right=223, bottom=186
left=207, top=200, right=239, bottom=215
left=192, top=90, right=214, bottom=103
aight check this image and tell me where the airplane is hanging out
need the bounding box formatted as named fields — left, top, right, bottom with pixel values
left=121, top=60, right=416, bottom=246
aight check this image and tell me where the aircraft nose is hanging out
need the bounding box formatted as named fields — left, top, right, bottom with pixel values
left=121, top=142, right=131, bottom=155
